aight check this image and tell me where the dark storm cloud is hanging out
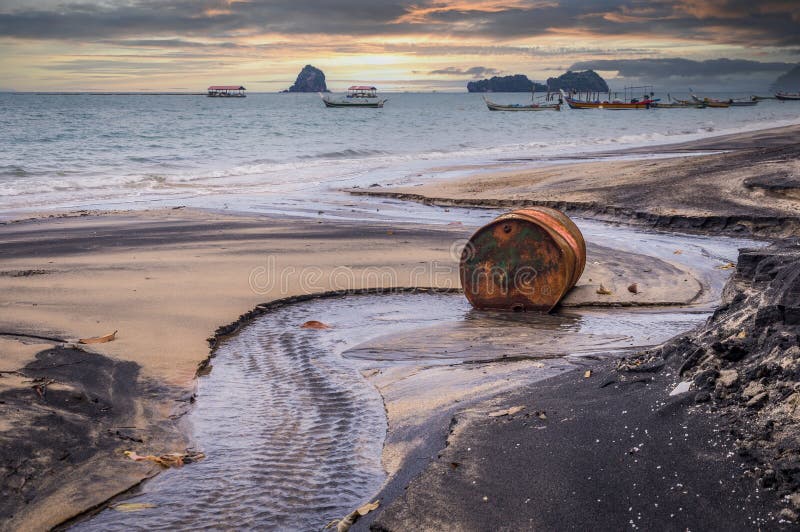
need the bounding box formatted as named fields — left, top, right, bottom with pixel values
left=428, top=66, right=501, bottom=78
left=568, top=58, right=796, bottom=78
left=0, top=0, right=798, bottom=47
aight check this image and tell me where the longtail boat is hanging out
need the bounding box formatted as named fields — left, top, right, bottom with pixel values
left=776, top=91, right=800, bottom=101
left=484, top=96, right=560, bottom=111
left=690, top=94, right=731, bottom=108
left=654, top=95, right=704, bottom=109
left=320, top=86, right=388, bottom=108
left=559, top=89, right=657, bottom=110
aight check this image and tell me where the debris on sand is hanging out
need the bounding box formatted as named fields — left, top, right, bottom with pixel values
left=123, top=450, right=205, bottom=468
left=596, top=284, right=612, bottom=295
left=79, top=330, right=117, bottom=344
left=488, top=405, right=525, bottom=417
left=627, top=283, right=639, bottom=294
left=324, top=500, right=380, bottom=532
left=301, top=320, right=331, bottom=330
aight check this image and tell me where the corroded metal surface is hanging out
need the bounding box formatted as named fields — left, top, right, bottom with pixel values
left=460, top=207, right=586, bottom=312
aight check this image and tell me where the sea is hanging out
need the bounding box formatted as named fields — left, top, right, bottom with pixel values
left=1, top=91, right=799, bottom=221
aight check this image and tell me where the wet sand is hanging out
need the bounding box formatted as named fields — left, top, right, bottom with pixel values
left=0, top=208, right=700, bottom=529
left=351, top=124, right=800, bottom=238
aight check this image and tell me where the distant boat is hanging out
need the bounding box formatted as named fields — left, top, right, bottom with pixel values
left=320, top=86, right=388, bottom=108
left=207, top=85, right=246, bottom=97
left=776, top=91, right=800, bottom=101
left=690, top=94, right=730, bottom=108
left=728, top=99, right=758, bottom=107
left=483, top=96, right=560, bottom=111
left=560, top=89, right=657, bottom=110
left=655, top=95, right=704, bottom=109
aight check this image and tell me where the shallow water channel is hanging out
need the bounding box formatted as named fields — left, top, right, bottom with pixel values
left=74, top=212, right=759, bottom=531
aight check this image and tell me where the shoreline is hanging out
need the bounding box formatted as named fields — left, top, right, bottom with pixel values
left=0, top=122, right=796, bottom=529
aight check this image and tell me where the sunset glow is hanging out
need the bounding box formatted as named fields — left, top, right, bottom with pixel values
left=1, top=1, right=797, bottom=91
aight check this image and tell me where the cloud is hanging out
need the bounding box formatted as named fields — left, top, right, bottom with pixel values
left=567, top=57, right=798, bottom=90
left=428, top=66, right=500, bottom=78
left=568, top=58, right=795, bottom=78
left=0, top=0, right=798, bottom=47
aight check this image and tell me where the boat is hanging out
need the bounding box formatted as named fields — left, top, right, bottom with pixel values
left=690, top=94, right=730, bottom=108
left=654, top=95, right=704, bottom=109
left=728, top=96, right=758, bottom=107
left=207, top=85, right=246, bottom=97
left=483, top=96, right=560, bottom=111
left=776, top=91, right=800, bottom=101
left=320, top=86, right=388, bottom=108
left=560, top=89, right=657, bottom=110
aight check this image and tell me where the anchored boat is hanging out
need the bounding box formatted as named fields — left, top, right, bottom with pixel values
left=776, top=91, right=800, bottom=101
left=320, top=86, right=388, bottom=108
left=690, top=94, right=731, bottom=108
left=483, top=96, right=560, bottom=111
left=559, top=88, right=657, bottom=110
left=207, top=85, right=246, bottom=97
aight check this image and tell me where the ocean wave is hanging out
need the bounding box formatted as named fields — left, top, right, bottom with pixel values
left=299, top=148, right=389, bottom=160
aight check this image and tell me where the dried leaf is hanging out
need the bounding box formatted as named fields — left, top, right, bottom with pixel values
left=112, top=503, right=157, bottom=513
left=627, top=283, right=639, bottom=294
left=325, top=500, right=380, bottom=532
left=79, top=330, right=117, bottom=344
left=673, top=249, right=683, bottom=255
left=717, top=262, right=736, bottom=270
left=489, top=405, right=525, bottom=417
left=596, top=284, right=612, bottom=295
left=736, top=330, right=747, bottom=339
left=584, top=370, right=592, bottom=379
left=356, top=500, right=380, bottom=516
left=124, top=450, right=205, bottom=468
left=301, top=320, right=331, bottom=330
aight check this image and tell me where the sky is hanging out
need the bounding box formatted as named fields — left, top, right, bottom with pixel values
left=0, top=0, right=798, bottom=92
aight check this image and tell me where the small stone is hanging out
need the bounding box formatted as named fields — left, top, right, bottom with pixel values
left=717, top=369, right=739, bottom=388
left=746, top=392, right=769, bottom=409
left=743, top=381, right=765, bottom=399
left=669, top=381, right=692, bottom=396
left=779, top=508, right=797, bottom=522
left=789, top=493, right=800, bottom=510
left=694, top=391, right=711, bottom=403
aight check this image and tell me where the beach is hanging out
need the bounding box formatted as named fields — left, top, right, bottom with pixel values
left=1, top=122, right=799, bottom=530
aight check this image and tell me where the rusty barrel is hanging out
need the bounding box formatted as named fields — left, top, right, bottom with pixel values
left=459, top=207, right=586, bottom=312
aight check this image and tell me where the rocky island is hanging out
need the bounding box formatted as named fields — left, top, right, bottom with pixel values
left=545, top=69, right=609, bottom=92
left=467, top=70, right=609, bottom=93
left=467, top=74, right=547, bottom=92
left=284, top=65, right=328, bottom=93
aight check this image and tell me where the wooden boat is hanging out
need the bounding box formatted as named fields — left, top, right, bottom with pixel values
left=320, top=86, right=388, bottom=108
left=207, top=85, right=246, bottom=97
left=483, top=96, right=560, bottom=111
left=690, top=94, right=730, bottom=108
left=654, top=95, right=703, bottom=109
left=776, top=91, right=800, bottom=101
left=559, top=89, right=657, bottom=110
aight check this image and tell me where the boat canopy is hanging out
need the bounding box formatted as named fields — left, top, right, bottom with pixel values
left=346, top=86, right=378, bottom=98
left=208, top=85, right=246, bottom=91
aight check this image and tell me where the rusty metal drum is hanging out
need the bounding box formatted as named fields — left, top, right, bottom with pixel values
left=459, top=207, right=586, bottom=312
